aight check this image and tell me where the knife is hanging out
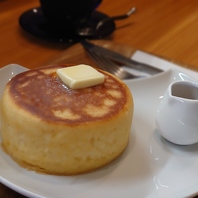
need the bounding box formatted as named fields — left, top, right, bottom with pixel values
left=81, top=40, right=163, bottom=75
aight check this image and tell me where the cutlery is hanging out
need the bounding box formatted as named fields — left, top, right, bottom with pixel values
left=76, top=7, right=136, bottom=37
left=81, top=40, right=163, bottom=75
left=84, top=46, right=142, bottom=79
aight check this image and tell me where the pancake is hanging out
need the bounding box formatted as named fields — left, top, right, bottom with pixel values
left=0, top=64, right=133, bottom=175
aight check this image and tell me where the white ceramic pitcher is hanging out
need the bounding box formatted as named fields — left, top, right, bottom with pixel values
left=156, top=80, right=198, bottom=145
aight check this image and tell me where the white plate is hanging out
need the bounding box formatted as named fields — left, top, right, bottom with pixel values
left=1, top=64, right=198, bottom=198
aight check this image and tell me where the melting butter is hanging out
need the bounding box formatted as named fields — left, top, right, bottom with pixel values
left=57, top=64, right=104, bottom=89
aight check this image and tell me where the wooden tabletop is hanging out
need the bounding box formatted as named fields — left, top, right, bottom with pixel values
left=1, top=0, right=198, bottom=197
left=1, top=0, right=198, bottom=70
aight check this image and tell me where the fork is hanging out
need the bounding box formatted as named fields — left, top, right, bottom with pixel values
left=83, top=46, right=142, bottom=80
left=81, top=40, right=163, bottom=75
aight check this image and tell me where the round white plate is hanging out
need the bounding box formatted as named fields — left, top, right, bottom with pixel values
left=1, top=64, right=198, bottom=198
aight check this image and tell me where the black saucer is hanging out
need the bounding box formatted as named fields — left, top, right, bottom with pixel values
left=19, top=7, right=115, bottom=43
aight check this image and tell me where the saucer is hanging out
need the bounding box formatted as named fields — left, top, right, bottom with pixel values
left=19, top=7, right=116, bottom=43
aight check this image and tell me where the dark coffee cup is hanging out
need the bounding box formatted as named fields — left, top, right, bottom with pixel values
left=39, top=0, right=102, bottom=34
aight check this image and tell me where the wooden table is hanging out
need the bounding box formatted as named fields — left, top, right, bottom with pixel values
left=1, top=0, right=198, bottom=69
left=1, top=0, right=198, bottom=197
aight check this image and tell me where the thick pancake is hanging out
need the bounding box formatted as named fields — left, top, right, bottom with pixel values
left=8, top=65, right=128, bottom=124
left=0, top=64, right=133, bottom=175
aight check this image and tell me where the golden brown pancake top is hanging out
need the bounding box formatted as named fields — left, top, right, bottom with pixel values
left=8, top=65, right=129, bottom=125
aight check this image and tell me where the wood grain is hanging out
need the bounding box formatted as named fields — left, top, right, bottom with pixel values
left=1, top=0, right=198, bottom=70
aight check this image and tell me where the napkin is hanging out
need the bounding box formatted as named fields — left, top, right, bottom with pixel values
left=131, top=50, right=198, bottom=80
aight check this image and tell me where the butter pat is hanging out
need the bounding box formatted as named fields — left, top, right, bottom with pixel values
left=57, top=64, right=105, bottom=89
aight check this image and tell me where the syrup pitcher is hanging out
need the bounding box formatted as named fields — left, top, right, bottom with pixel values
left=156, top=80, right=198, bottom=145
